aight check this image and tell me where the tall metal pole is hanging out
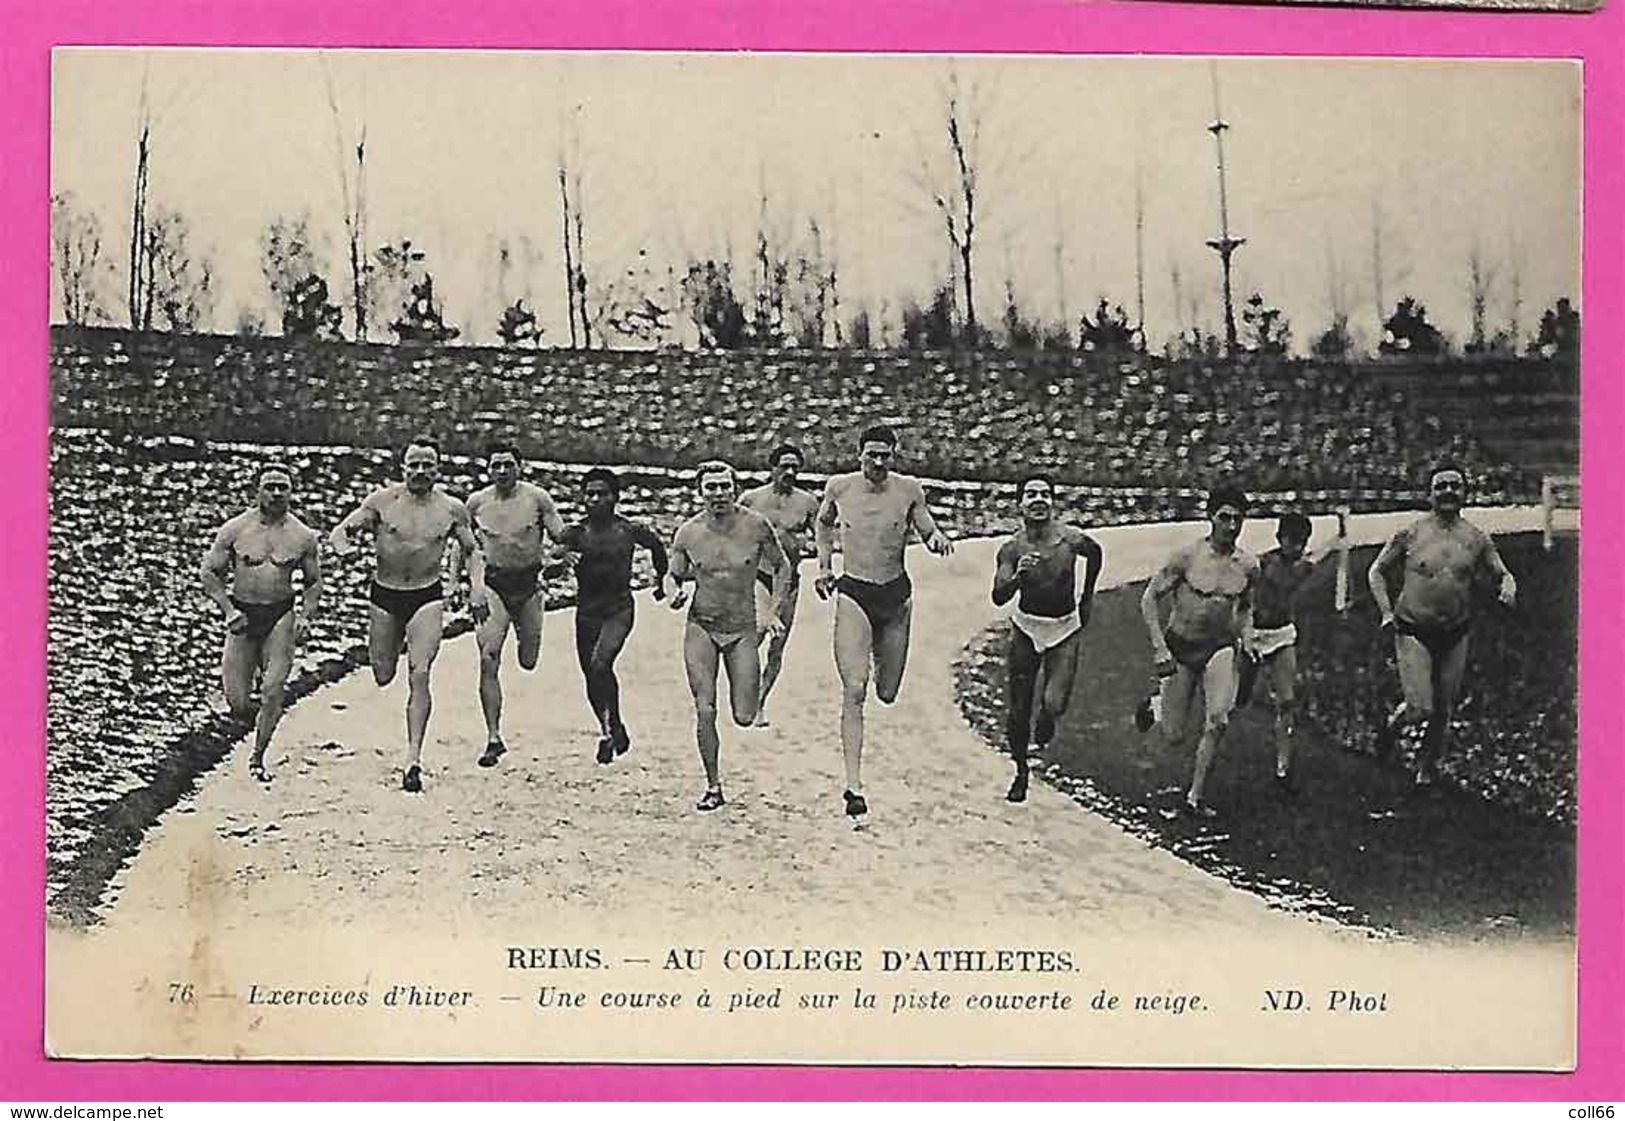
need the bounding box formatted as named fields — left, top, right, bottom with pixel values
left=1204, top=64, right=1245, bottom=357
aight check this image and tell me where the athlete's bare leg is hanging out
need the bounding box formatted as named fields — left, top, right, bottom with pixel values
left=1158, top=662, right=1200, bottom=747
left=402, top=602, right=445, bottom=780
left=1379, top=632, right=1435, bottom=762
left=368, top=607, right=407, bottom=688
left=755, top=581, right=799, bottom=724
left=1417, top=635, right=1470, bottom=783
left=1005, top=628, right=1042, bottom=801
left=833, top=595, right=875, bottom=799
left=514, top=592, right=545, bottom=672
left=250, top=614, right=298, bottom=780
left=589, top=610, right=635, bottom=755
left=1036, top=629, right=1082, bottom=748
left=722, top=635, right=762, bottom=727
left=221, top=631, right=260, bottom=721
left=476, top=594, right=514, bottom=746
left=1266, top=646, right=1299, bottom=781
left=1187, top=647, right=1238, bottom=811
left=872, top=601, right=913, bottom=705
left=683, top=620, right=725, bottom=800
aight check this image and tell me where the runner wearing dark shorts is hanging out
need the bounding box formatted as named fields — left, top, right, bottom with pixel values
left=1368, top=463, right=1517, bottom=785
left=814, top=425, right=954, bottom=818
left=1140, top=486, right=1260, bottom=819
left=467, top=443, right=567, bottom=768
left=739, top=444, right=820, bottom=726
left=200, top=465, right=322, bottom=783
left=328, top=438, right=482, bottom=793
left=559, top=468, right=670, bottom=765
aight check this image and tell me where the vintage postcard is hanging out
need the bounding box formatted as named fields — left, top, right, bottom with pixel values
left=44, top=49, right=1580, bottom=1067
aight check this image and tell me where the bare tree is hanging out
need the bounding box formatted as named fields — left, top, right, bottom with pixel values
left=1313, top=242, right=1355, bottom=360
left=370, top=238, right=426, bottom=334
left=785, top=216, right=836, bottom=348
left=752, top=165, right=783, bottom=345
left=572, top=164, right=589, bottom=347
left=596, top=248, right=674, bottom=348
left=932, top=71, right=982, bottom=345
left=1506, top=232, right=1526, bottom=354
left=824, top=186, right=843, bottom=347
left=261, top=214, right=337, bottom=334
left=127, top=81, right=152, bottom=329
left=487, top=234, right=544, bottom=347
left=1046, top=193, right=1073, bottom=347
left=558, top=166, right=577, bottom=348
left=1466, top=241, right=1498, bottom=354
left=139, top=205, right=214, bottom=333
left=1369, top=197, right=1412, bottom=343
left=51, top=192, right=107, bottom=326
left=557, top=109, right=591, bottom=348
left=322, top=59, right=369, bottom=341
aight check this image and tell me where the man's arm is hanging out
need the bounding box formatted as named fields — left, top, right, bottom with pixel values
left=448, top=500, right=485, bottom=616
left=1075, top=529, right=1104, bottom=625
left=544, top=523, right=579, bottom=580
left=791, top=493, right=820, bottom=558
left=760, top=518, right=791, bottom=632
left=908, top=480, right=953, bottom=556
left=1367, top=529, right=1408, bottom=627
left=1140, top=548, right=1187, bottom=673
left=991, top=539, right=1023, bottom=606
left=1237, top=557, right=1259, bottom=648
left=814, top=479, right=840, bottom=598
left=296, top=531, right=323, bottom=641
left=1480, top=530, right=1518, bottom=607
left=666, top=525, right=694, bottom=610
left=328, top=490, right=381, bottom=555
left=632, top=521, right=672, bottom=600
left=537, top=488, right=569, bottom=543
left=199, top=522, right=243, bottom=629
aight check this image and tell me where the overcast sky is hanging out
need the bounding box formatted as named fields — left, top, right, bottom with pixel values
left=51, top=49, right=1580, bottom=352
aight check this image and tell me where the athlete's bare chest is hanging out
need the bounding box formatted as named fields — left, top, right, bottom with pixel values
left=236, top=521, right=305, bottom=569
left=755, top=493, right=813, bottom=533
left=475, top=494, right=541, bottom=538
left=838, top=484, right=910, bottom=531
left=1409, top=529, right=1479, bottom=580
left=381, top=497, right=453, bottom=544
left=688, top=527, right=760, bottom=574
left=579, top=522, right=636, bottom=562
left=1015, top=531, right=1076, bottom=579
left=1184, top=550, right=1251, bottom=598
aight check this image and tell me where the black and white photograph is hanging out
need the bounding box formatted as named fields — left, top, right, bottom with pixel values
left=45, top=50, right=1580, bottom=1066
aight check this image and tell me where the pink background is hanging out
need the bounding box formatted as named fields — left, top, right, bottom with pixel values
left=2, top=0, right=1617, bottom=1101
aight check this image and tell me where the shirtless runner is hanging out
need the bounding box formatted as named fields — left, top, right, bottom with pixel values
left=991, top=475, right=1103, bottom=803
left=1367, top=463, right=1517, bottom=785
left=199, top=465, right=322, bottom=783
left=1140, top=486, right=1260, bottom=819
left=1237, top=512, right=1319, bottom=794
left=739, top=443, right=820, bottom=726
left=328, top=437, right=483, bottom=793
left=466, top=442, right=567, bottom=768
left=558, top=468, right=672, bottom=764
left=814, top=425, right=954, bottom=818
left=668, top=460, right=789, bottom=811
